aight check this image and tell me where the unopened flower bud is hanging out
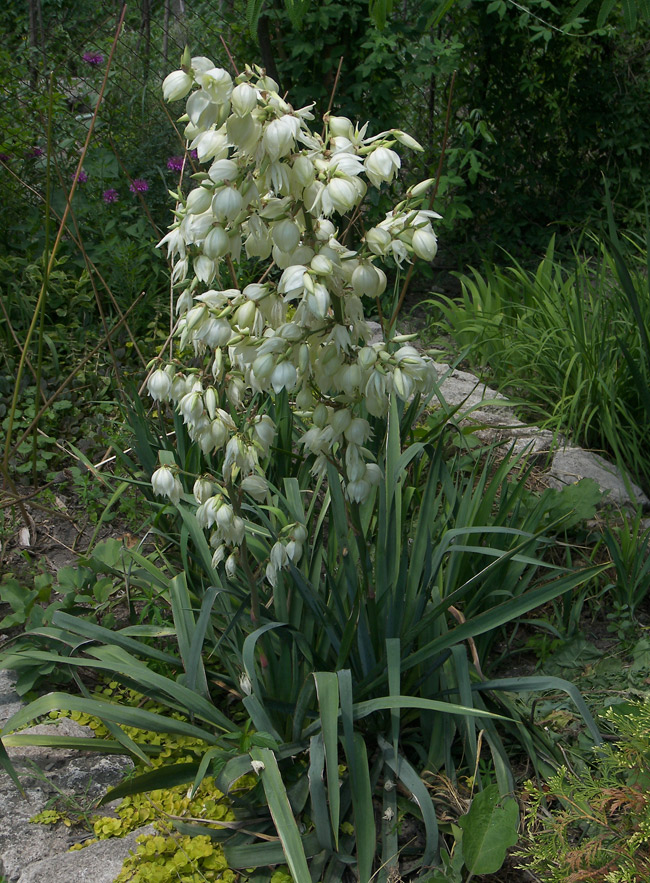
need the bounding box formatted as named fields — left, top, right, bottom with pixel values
left=412, top=228, right=438, bottom=261
left=313, top=403, right=328, bottom=427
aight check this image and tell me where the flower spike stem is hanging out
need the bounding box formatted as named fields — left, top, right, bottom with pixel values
left=325, top=56, right=345, bottom=117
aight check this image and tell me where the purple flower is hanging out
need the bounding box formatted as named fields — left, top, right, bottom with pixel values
left=74, top=169, right=89, bottom=184
left=167, top=155, right=184, bottom=172
left=189, top=149, right=198, bottom=161
left=28, top=147, right=44, bottom=158
left=0, top=153, right=10, bottom=164
left=103, top=188, right=119, bottom=204
left=129, top=178, right=149, bottom=194
left=83, top=52, right=105, bottom=66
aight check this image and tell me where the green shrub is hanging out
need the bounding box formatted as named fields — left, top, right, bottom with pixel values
left=518, top=699, right=650, bottom=882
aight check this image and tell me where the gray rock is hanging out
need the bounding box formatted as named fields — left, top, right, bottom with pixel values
left=0, top=781, right=73, bottom=881
left=549, top=448, right=650, bottom=509
left=0, top=671, right=134, bottom=882
left=0, top=671, right=22, bottom=728
left=433, top=362, right=513, bottom=417
left=16, top=825, right=155, bottom=883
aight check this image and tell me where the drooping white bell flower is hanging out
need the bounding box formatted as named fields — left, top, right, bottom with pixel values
left=185, top=186, right=213, bottom=215
left=411, top=227, right=438, bottom=261
left=195, top=66, right=233, bottom=104
left=322, top=177, right=357, bottom=216
left=186, top=89, right=219, bottom=130
left=364, top=147, right=401, bottom=189
left=262, top=116, right=300, bottom=161
left=212, top=186, right=243, bottom=223
left=148, top=368, right=172, bottom=402
left=151, top=465, right=182, bottom=505
left=203, top=225, right=230, bottom=259
left=231, top=82, right=258, bottom=116
left=271, top=361, right=298, bottom=393
left=162, top=69, right=193, bottom=102
left=271, top=218, right=301, bottom=253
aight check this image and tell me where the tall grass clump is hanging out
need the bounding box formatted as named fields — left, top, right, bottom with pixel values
left=431, top=232, right=650, bottom=495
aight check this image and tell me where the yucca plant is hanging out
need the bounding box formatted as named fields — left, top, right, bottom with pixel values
left=0, top=54, right=607, bottom=882
left=1, top=400, right=605, bottom=881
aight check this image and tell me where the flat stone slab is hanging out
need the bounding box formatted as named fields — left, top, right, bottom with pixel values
left=0, top=671, right=134, bottom=882
left=16, top=825, right=154, bottom=883
left=549, top=447, right=650, bottom=509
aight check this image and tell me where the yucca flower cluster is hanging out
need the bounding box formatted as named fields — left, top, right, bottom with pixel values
left=149, top=55, right=439, bottom=585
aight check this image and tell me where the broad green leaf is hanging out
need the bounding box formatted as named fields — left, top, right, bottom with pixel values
left=457, top=784, right=519, bottom=875
left=51, top=611, right=179, bottom=666
left=0, top=737, right=24, bottom=796
left=224, top=832, right=322, bottom=868
left=379, top=736, right=439, bottom=870
left=338, top=670, right=375, bottom=882
left=170, top=572, right=209, bottom=700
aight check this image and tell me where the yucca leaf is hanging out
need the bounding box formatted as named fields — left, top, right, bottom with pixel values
left=251, top=747, right=311, bottom=882
left=314, top=671, right=340, bottom=849
left=0, top=737, right=24, bottom=796
left=308, top=733, right=334, bottom=852
left=379, top=736, right=440, bottom=870
left=1, top=693, right=216, bottom=743
left=1, top=734, right=160, bottom=755
left=224, top=832, right=322, bottom=869
left=99, top=761, right=199, bottom=805
left=51, top=611, right=179, bottom=667
left=401, top=565, right=605, bottom=675
left=338, top=670, right=375, bottom=882
left=169, top=572, right=209, bottom=700
left=475, top=675, right=602, bottom=745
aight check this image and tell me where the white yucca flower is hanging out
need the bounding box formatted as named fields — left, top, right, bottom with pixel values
left=364, top=147, right=401, bottom=188
left=151, top=465, right=182, bottom=505
left=157, top=57, right=442, bottom=554
left=162, top=69, right=193, bottom=102
left=231, top=82, right=258, bottom=116
left=148, top=368, right=172, bottom=402
left=263, top=116, right=300, bottom=161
